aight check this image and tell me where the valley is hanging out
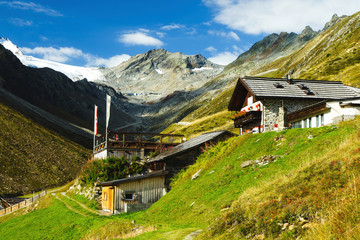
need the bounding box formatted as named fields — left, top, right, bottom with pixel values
left=1, top=9, right=360, bottom=240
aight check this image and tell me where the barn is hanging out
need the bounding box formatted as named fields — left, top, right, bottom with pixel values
left=97, top=170, right=168, bottom=214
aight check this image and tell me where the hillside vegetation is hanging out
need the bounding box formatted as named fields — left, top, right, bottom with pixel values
left=1, top=117, right=359, bottom=239
left=0, top=100, right=90, bottom=196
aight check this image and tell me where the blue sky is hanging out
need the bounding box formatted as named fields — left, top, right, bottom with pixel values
left=1, top=0, right=360, bottom=66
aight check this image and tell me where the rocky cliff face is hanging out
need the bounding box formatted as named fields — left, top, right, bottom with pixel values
left=100, top=49, right=223, bottom=102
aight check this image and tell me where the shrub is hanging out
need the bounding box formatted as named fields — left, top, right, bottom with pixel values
left=80, top=157, right=147, bottom=186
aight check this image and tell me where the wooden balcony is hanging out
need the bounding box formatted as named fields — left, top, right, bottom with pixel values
left=94, top=132, right=184, bottom=153
left=234, top=111, right=262, bottom=128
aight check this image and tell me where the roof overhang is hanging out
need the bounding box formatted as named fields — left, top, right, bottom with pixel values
left=96, top=170, right=168, bottom=187
left=228, top=77, right=256, bottom=111
left=288, top=101, right=330, bottom=122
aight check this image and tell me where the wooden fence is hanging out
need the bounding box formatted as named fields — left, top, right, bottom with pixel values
left=0, top=190, right=47, bottom=216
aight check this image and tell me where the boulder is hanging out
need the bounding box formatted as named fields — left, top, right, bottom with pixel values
left=192, top=169, right=202, bottom=180
left=241, top=160, right=255, bottom=168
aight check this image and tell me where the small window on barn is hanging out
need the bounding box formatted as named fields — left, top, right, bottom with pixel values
left=273, top=83, right=284, bottom=88
left=124, top=192, right=135, bottom=201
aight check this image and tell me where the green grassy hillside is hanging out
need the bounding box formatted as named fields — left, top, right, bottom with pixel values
left=1, top=117, right=359, bottom=239
left=0, top=100, right=90, bottom=196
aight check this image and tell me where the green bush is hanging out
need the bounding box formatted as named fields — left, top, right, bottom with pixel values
left=80, top=157, right=147, bottom=186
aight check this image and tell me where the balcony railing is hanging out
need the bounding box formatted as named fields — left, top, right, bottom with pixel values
left=233, top=111, right=262, bottom=128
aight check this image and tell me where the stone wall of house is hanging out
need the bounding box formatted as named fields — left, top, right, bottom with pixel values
left=262, top=99, right=320, bottom=131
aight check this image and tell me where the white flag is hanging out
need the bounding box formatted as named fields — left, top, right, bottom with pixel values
left=106, top=95, right=111, bottom=130
left=94, top=105, right=98, bottom=136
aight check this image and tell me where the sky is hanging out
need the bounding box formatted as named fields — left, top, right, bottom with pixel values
left=1, top=0, right=360, bottom=67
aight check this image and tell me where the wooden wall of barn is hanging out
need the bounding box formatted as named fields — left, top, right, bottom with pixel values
left=114, top=176, right=166, bottom=212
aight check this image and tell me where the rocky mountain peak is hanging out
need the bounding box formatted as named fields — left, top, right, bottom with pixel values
left=101, top=49, right=223, bottom=102
left=322, top=14, right=346, bottom=31
left=299, top=26, right=318, bottom=41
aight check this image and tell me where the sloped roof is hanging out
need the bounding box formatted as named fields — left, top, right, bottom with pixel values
left=96, top=170, right=168, bottom=187
left=228, top=77, right=360, bottom=111
left=148, top=131, right=236, bottom=163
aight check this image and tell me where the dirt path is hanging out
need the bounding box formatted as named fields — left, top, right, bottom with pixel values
left=61, top=192, right=99, bottom=215
left=54, top=193, right=89, bottom=217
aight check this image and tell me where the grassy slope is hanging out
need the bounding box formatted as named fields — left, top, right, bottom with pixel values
left=0, top=100, right=90, bottom=196
left=1, top=117, right=359, bottom=239
left=0, top=193, right=139, bottom=240
left=141, top=118, right=360, bottom=239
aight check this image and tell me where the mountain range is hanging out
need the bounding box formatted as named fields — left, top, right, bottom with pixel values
left=0, top=19, right=318, bottom=138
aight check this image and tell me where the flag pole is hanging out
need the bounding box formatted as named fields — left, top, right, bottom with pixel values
left=105, top=95, right=111, bottom=151
left=93, top=104, right=98, bottom=154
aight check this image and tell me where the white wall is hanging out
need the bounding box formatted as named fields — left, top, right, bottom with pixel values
left=94, top=149, right=107, bottom=159
left=291, top=99, right=360, bottom=128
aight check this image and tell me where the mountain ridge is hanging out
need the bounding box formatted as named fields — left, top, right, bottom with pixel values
left=101, top=48, right=223, bottom=102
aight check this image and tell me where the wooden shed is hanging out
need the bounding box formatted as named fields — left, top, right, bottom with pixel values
left=97, top=170, right=168, bottom=214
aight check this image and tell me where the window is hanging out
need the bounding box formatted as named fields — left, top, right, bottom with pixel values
left=293, top=121, right=301, bottom=128
left=316, top=115, right=320, bottom=127
left=304, top=90, right=314, bottom=95
left=303, top=119, right=308, bottom=128
left=321, top=114, right=324, bottom=126
left=309, top=118, right=312, bottom=128
left=273, top=83, right=284, bottom=88
left=123, top=191, right=136, bottom=201
left=298, top=84, right=308, bottom=90
left=125, top=193, right=133, bottom=200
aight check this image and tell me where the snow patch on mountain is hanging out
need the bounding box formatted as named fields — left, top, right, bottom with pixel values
left=0, top=38, right=106, bottom=82
left=155, top=68, right=164, bottom=74
left=0, top=38, right=23, bottom=56
left=192, top=67, right=213, bottom=71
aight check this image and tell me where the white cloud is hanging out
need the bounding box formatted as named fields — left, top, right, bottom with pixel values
left=205, top=46, right=217, bottom=52
left=9, top=18, right=33, bottom=26
left=208, top=51, right=238, bottom=65
left=203, top=0, right=360, bottom=34
left=156, top=32, right=166, bottom=38
left=0, top=1, right=62, bottom=16
left=229, top=31, right=240, bottom=41
left=161, top=24, right=185, bottom=30
left=86, top=54, right=131, bottom=68
left=20, top=46, right=130, bottom=67
left=119, top=31, right=164, bottom=47
left=21, top=46, right=83, bottom=62
left=208, top=45, right=244, bottom=65
left=208, top=30, right=240, bottom=41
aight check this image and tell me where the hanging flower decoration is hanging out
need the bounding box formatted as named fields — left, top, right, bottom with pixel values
left=231, top=110, right=247, bottom=120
